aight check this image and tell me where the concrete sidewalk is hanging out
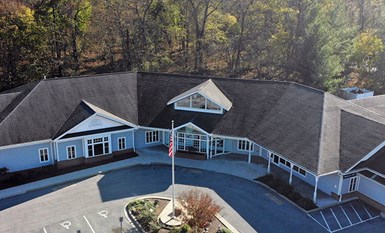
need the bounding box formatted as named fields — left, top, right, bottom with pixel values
left=0, top=146, right=264, bottom=200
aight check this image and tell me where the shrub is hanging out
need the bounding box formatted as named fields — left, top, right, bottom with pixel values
left=178, top=189, right=223, bottom=231
left=127, top=199, right=159, bottom=232
left=170, top=224, right=191, bottom=233
left=217, top=228, right=231, bottom=233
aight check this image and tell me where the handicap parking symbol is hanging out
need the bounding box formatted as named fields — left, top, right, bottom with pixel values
left=60, top=221, right=71, bottom=229
left=98, top=210, right=108, bottom=218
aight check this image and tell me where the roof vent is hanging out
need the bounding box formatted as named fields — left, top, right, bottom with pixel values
left=340, top=87, right=374, bottom=100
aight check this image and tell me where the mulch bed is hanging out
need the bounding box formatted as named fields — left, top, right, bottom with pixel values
left=0, top=152, right=138, bottom=190
left=255, top=174, right=318, bottom=211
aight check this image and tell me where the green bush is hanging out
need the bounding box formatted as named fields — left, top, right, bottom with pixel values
left=170, top=224, right=191, bottom=233
left=127, top=199, right=159, bottom=232
left=217, top=228, right=231, bottom=233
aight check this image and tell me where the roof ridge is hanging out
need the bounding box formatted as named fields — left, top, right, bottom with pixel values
left=0, top=80, right=42, bottom=127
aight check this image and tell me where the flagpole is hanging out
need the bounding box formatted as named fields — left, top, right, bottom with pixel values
left=171, top=120, right=175, bottom=218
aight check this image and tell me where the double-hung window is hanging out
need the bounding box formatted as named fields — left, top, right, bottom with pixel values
left=39, top=148, right=49, bottom=162
left=238, top=140, right=252, bottom=151
left=146, top=131, right=160, bottom=144
left=67, top=146, right=76, bottom=159
left=118, top=137, right=126, bottom=150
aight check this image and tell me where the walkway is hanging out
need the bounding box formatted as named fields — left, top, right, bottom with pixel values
left=0, top=146, right=264, bottom=200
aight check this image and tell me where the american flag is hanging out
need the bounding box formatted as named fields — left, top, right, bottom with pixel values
left=169, top=133, right=173, bottom=157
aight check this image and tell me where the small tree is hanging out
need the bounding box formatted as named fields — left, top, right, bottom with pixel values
left=178, top=189, right=223, bottom=231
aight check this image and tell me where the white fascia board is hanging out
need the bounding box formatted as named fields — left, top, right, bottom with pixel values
left=209, top=134, right=248, bottom=141
left=0, top=139, right=52, bottom=150
left=55, top=113, right=98, bottom=140
left=95, top=113, right=137, bottom=128
left=138, top=126, right=169, bottom=131
left=55, top=128, right=136, bottom=143
left=167, top=90, right=199, bottom=105
left=345, top=140, right=385, bottom=173
left=173, top=122, right=210, bottom=135
left=318, top=170, right=340, bottom=177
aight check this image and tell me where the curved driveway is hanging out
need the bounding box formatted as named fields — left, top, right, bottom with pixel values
left=0, top=164, right=326, bottom=233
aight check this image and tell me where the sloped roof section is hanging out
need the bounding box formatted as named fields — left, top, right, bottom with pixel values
left=349, top=95, right=385, bottom=116
left=167, top=79, right=232, bottom=111
left=0, top=72, right=138, bottom=146
left=53, top=101, right=95, bottom=138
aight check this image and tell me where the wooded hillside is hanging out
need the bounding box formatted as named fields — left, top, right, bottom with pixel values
left=1, top=0, right=385, bottom=93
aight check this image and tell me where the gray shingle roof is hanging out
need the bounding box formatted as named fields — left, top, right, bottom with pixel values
left=0, top=73, right=138, bottom=146
left=3, top=71, right=385, bottom=176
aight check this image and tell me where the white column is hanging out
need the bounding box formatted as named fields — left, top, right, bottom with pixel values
left=248, top=142, right=252, bottom=163
left=313, top=176, right=319, bottom=203
left=56, top=141, right=60, bottom=162
left=206, top=136, right=210, bottom=159
left=289, top=163, right=294, bottom=185
left=267, top=152, right=271, bottom=174
left=338, top=173, right=343, bottom=202
left=132, top=130, right=136, bottom=152
left=259, top=145, right=262, bottom=156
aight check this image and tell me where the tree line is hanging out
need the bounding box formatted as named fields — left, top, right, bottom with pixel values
left=1, top=0, right=385, bottom=94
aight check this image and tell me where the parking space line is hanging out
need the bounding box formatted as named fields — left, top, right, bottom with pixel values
left=43, top=227, right=47, bottom=233
left=340, top=206, right=352, bottom=225
left=349, top=203, right=362, bottom=221
left=361, top=202, right=372, bottom=218
left=83, top=215, right=96, bottom=233
left=307, top=214, right=331, bottom=232
left=330, top=208, right=342, bottom=229
left=320, top=211, right=331, bottom=232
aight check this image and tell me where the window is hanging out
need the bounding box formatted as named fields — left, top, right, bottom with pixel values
left=39, top=148, right=49, bottom=162
left=238, top=140, right=252, bottom=151
left=86, top=136, right=110, bottom=157
left=293, top=165, right=307, bottom=176
left=175, top=94, right=222, bottom=114
left=118, top=137, right=126, bottom=150
left=146, top=131, right=160, bottom=144
left=67, top=146, right=76, bottom=159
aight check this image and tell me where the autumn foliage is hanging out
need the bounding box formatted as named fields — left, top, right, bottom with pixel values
left=178, top=189, right=223, bottom=230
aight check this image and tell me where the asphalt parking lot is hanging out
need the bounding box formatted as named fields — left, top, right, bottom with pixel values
left=1, top=164, right=385, bottom=233
left=30, top=207, right=136, bottom=233
left=309, top=199, right=380, bottom=233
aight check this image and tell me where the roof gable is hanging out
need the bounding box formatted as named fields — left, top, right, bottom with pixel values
left=167, top=79, right=232, bottom=111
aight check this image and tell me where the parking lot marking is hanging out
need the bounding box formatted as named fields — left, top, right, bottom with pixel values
left=330, top=208, right=342, bottom=229
left=60, top=221, right=71, bottom=229
left=320, top=211, right=331, bottom=232
left=339, top=206, right=352, bottom=225
left=361, top=203, right=372, bottom=218
left=98, top=210, right=108, bottom=218
left=43, top=227, right=48, bottom=233
left=349, top=203, right=362, bottom=221
left=83, top=215, right=96, bottom=233
left=307, top=214, right=330, bottom=232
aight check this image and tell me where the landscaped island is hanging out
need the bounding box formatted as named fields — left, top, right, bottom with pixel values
left=126, top=190, right=232, bottom=233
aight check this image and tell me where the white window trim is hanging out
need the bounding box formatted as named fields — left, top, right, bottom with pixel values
left=118, top=137, right=126, bottom=150
left=237, top=140, right=252, bottom=151
left=270, top=153, right=307, bottom=177
left=84, top=134, right=111, bottom=158
left=145, top=131, right=160, bottom=144
left=39, top=148, right=49, bottom=163
left=174, top=95, right=223, bottom=114
left=66, top=145, right=76, bottom=160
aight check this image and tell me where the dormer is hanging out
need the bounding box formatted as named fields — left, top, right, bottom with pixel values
left=167, top=79, right=232, bottom=114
